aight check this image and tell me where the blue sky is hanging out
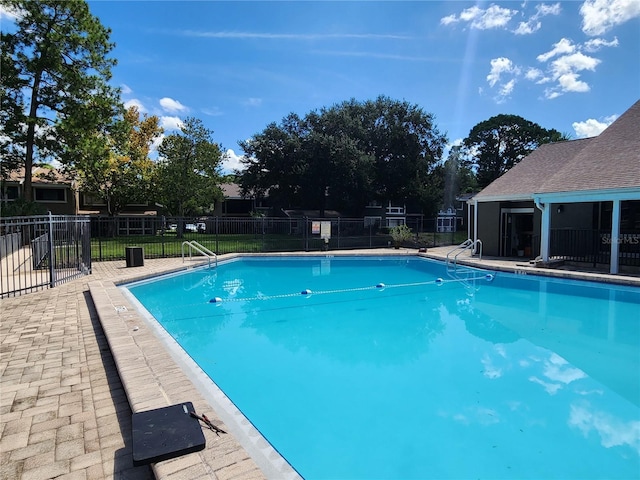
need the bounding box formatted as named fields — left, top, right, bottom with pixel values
left=4, top=1, right=640, bottom=173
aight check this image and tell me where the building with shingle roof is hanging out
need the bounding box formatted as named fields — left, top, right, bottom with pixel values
left=1, top=166, right=77, bottom=214
left=469, top=99, right=640, bottom=274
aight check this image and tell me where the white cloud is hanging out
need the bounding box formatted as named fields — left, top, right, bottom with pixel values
left=440, top=14, right=458, bottom=26
left=124, top=98, right=146, bottom=112
left=513, top=2, right=561, bottom=35
left=120, top=84, right=133, bottom=95
left=583, top=36, right=619, bottom=52
left=546, top=51, right=601, bottom=96
left=534, top=41, right=607, bottom=98
left=440, top=4, right=517, bottom=30
left=537, top=38, right=576, bottom=62
left=160, top=116, right=183, bottom=131
left=536, top=3, right=562, bottom=16
left=514, top=20, right=541, bottom=35
left=486, top=58, right=520, bottom=102
left=243, top=98, right=262, bottom=108
left=201, top=107, right=223, bottom=116
left=458, top=5, right=482, bottom=22
left=159, top=97, right=188, bottom=113
left=525, top=67, right=549, bottom=83
left=545, top=89, right=562, bottom=100
left=572, top=115, right=618, bottom=138
left=487, top=57, right=518, bottom=87
left=475, top=4, right=517, bottom=29
left=498, top=79, right=516, bottom=100
left=543, top=353, right=587, bottom=384
left=556, top=73, right=590, bottom=93
left=221, top=149, right=246, bottom=173
left=529, top=375, right=563, bottom=395
left=551, top=51, right=600, bottom=75
left=580, top=0, right=640, bottom=36
left=151, top=135, right=164, bottom=153
left=483, top=57, right=524, bottom=104
left=569, top=401, right=640, bottom=454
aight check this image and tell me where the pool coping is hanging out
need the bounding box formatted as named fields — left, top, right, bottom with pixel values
left=89, top=260, right=296, bottom=479
left=89, top=249, right=640, bottom=479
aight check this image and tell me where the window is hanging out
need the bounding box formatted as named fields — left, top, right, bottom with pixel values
left=35, top=187, right=66, bottom=203
left=82, top=193, right=106, bottom=206
left=2, top=185, right=19, bottom=200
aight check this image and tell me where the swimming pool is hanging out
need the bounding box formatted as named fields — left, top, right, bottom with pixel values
left=124, top=256, right=640, bottom=479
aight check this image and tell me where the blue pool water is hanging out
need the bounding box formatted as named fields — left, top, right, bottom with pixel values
left=125, top=256, right=640, bottom=479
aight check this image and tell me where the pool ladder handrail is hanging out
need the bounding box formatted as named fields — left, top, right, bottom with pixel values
left=446, top=238, right=482, bottom=271
left=182, top=240, right=218, bottom=268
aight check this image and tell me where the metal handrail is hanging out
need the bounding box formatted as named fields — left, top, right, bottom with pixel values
left=446, top=238, right=482, bottom=270
left=446, top=239, right=472, bottom=267
left=181, top=241, right=218, bottom=268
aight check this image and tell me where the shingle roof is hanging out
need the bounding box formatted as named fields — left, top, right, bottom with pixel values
left=475, top=99, right=640, bottom=199
left=220, top=183, right=243, bottom=199
left=5, top=166, right=73, bottom=185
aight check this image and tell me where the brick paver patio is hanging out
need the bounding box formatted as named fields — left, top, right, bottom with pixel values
left=1, top=257, right=271, bottom=480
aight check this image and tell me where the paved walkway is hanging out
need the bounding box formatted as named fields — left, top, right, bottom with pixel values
left=1, top=248, right=638, bottom=480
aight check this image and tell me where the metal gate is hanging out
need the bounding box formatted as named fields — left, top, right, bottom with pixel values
left=0, top=214, right=92, bottom=298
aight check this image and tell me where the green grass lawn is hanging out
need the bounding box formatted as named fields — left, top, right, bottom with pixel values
left=90, top=230, right=468, bottom=261
left=91, top=233, right=307, bottom=260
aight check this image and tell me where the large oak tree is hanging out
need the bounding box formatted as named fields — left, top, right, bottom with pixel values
left=238, top=96, right=447, bottom=217
left=463, top=114, right=565, bottom=189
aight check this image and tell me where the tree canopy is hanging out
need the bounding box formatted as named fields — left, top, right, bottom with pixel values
left=75, top=107, right=162, bottom=216
left=0, top=0, right=119, bottom=201
left=238, top=96, right=447, bottom=217
left=463, top=114, right=564, bottom=189
left=155, top=117, right=223, bottom=220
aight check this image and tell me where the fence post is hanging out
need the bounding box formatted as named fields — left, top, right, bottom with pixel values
left=215, top=217, right=219, bottom=254
left=47, top=212, right=56, bottom=288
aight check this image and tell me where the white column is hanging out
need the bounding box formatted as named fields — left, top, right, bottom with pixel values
left=473, top=200, right=478, bottom=243
left=467, top=200, right=472, bottom=240
left=610, top=199, right=621, bottom=274
left=539, top=202, right=550, bottom=261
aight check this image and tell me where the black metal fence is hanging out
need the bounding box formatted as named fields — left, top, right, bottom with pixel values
left=550, top=228, right=640, bottom=268
left=0, top=214, right=92, bottom=298
left=90, top=215, right=466, bottom=261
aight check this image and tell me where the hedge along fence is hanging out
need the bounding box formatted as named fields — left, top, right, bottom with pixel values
left=90, top=216, right=467, bottom=261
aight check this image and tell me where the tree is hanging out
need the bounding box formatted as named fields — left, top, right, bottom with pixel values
left=0, top=0, right=119, bottom=201
left=440, top=144, right=477, bottom=209
left=238, top=113, right=308, bottom=213
left=361, top=96, right=446, bottom=211
left=238, top=96, right=447, bottom=217
left=463, top=114, right=564, bottom=189
left=75, top=107, right=162, bottom=216
left=155, top=117, right=223, bottom=224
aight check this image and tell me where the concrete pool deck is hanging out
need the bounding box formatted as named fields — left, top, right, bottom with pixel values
left=1, top=248, right=639, bottom=479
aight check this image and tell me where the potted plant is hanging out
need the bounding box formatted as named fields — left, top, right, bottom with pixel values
left=390, top=224, right=413, bottom=249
